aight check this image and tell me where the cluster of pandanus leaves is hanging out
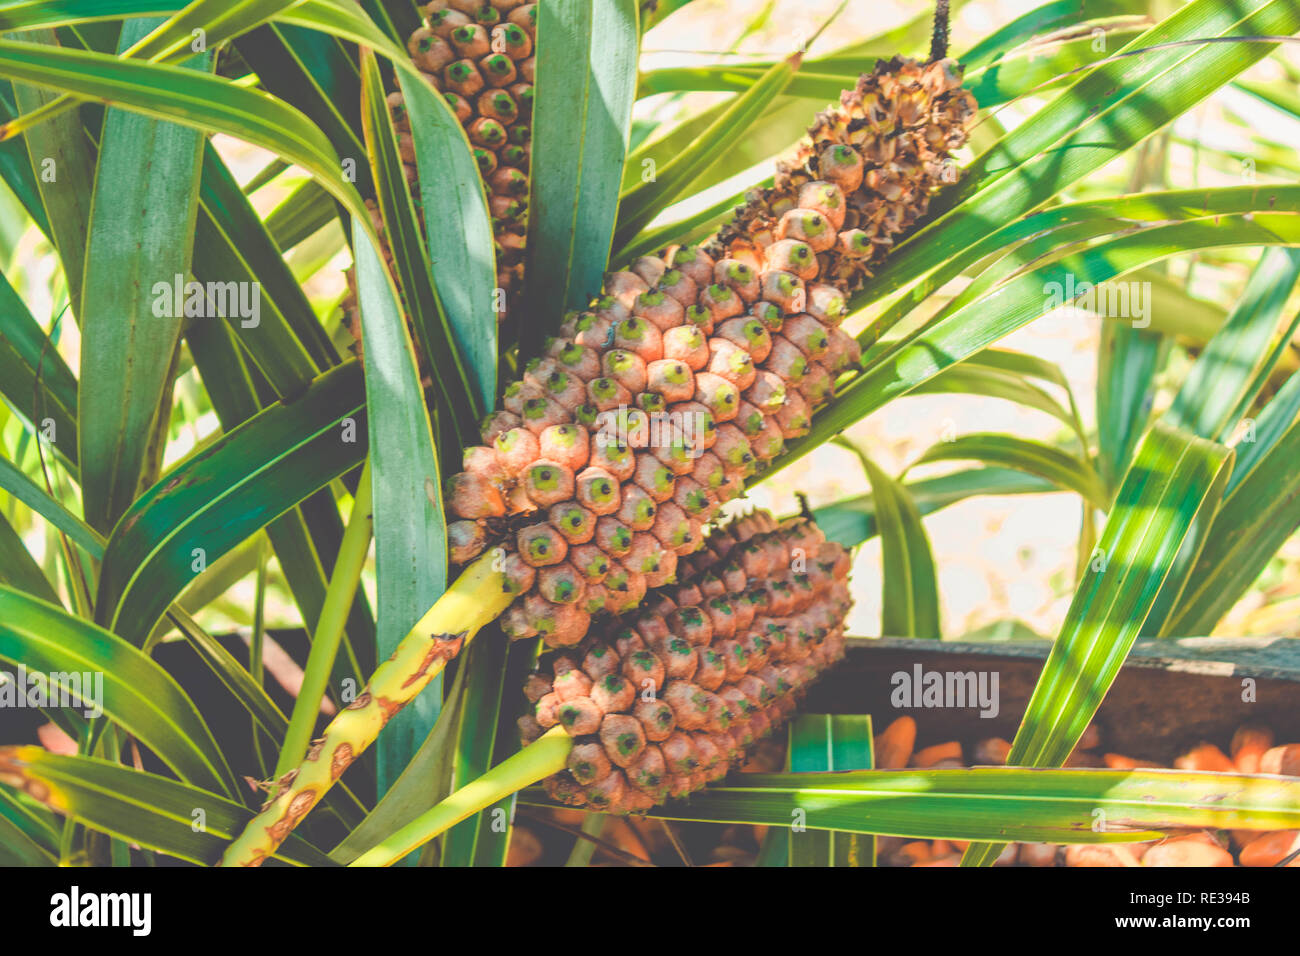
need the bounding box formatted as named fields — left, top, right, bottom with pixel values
left=0, top=0, right=1298, bottom=867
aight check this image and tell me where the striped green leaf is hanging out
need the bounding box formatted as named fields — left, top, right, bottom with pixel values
left=0, top=747, right=331, bottom=866
left=786, top=714, right=875, bottom=867
left=364, top=50, right=481, bottom=448
left=861, top=0, right=1300, bottom=328
left=0, top=588, right=237, bottom=797
left=774, top=213, right=1300, bottom=480
left=440, top=632, right=512, bottom=867
left=78, top=17, right=206, bottom=533
left=837, top=439, right=941, bottom=638
left=910, top=433, right=1108, bottom=511
left=6, top=28, right=95, bottom=320
left=615, top=52, right=797, bottom=249
left=1166, top=246, right=1300, bottom=442
left=351, top=211, right=445, bottom=793
left=812, top=467, right=1056, bottom=549
left=961, top=422, right=1233, bottom=866
left=394, top=65, right=496, bottom=417
left=1097, top=324, right=1165, bottom=492
left=1166, top=393, right=1300, bottom=635
left=0, top=249, right=77, bottom=460
left=0, top=511, right=59, bottom=604
left=95, top=361, right=368, bottom=646
left=0, top=78, right=50, bottom=235
left=0, top=454, right=102, bottom=558
left=523, top=0, right=639, bottom=352
left=623, top=765, right=1300, bottom=843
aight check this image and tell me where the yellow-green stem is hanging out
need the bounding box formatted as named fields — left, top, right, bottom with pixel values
left=218, top=550, right=512, bottom=866
left=274, top=462, right=373, bottom=776
left=564, top=813, right=606, bottom=867
left=349, top=727, right=572, bottom=867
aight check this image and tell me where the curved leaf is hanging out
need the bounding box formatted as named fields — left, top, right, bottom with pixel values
left=0, top=269, right=77, bottom=462
left=812, top=466, right=1056, bottom=548
left=0, top=589, right=237, bottom=797
left=962, top=422, right=1234, bottom=865
left=78, top=17, right=206, bottom=533
left=0, top=747, right=331, bottom=866
left=772, top=213, right=1300, bottom=480
left=352, top=213, right=446, bottom=792
left=618, top=766, right=1300, bottom=843
left=395, top=65, right=497, bottom=415
left=911, top=433, right=1108, bottom=511
left=95, top=360, right=367, bottom=646
left=837, top=439, right=940, bottom=639
left=615, top=52, right=797, bottom=249
left=6, top=29, right=95, bottom=320
left=365, top=51, right=480, bottom=447
left=522, top=0, right=638, bottom=353
left=0, top=511, right=58, bottom=603
left=862, top=0, right=1300, bottom=330
left=1166, top=246, right=1300, bottom=442
left=0, top=454, right=102, bottom=558
left=1167, top=400, right=1300, bottom=635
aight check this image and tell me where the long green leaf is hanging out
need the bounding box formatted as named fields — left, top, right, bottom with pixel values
left=234, top=19, right=366, bottom=191
left=1166, top=246, right=1300, bottom=441
left=0, top=78, right=49, bottom=235
left=774, top=213, right=1300, bottom=480
left=1166, top=398, right=1300, bottom=635
left=95, top=360, right=367, bottom=646
left=6, top=28, right=94, bottom=319
left=811, top=466, right=1056, bottom=548
left=198, top=142, right=337, bottom=384
left=911, top=433, right=1108, bottom=511
left=939, top=0, right=1280, bottom=218
left=0, top=509, right=59, bottom=603
left=785, top=714, right=875, bottom=866
left=0, top=588, right=237, bottom=797
left=352, top=214, right=445, bottom=793
left=183, top=317, right=374, bottom=689
left=1097, top=323, right=1165, bottom=491
left=614, top=52, right=797, bottom=248
left=837, top=439, right=940, bottom=638
left=394, top=66, right=496, bottom=417
left=959, top=0, right=1144, bottom=72
left=0, top=785, right=56, bottom=865
left=164, top=605, right=288, bottom=743
left=0, top=262, right=77, bottom=462
left=616, top=766, right=1300, bottom=843
left=0, top=34, right=374, bottom=255
left=859, top=0, right=1300, bottom=329
left=0, top=454, right=102, bottom=557
left=77, top=17, right=206, bottom=533
left=0, top=747, right=331, bottom=866
left=440, top=632, right=510, bottom=866
left=522, top=0, right=639, bottom=352
left=363, top=51, right=476, bottom=451
left=866, top=185, right=1300, bottom=357
left=961, top=422, right=1233, bottom=866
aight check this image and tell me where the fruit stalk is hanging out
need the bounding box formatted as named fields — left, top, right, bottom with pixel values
left=349, top=726, right=571, bottom=866
left=218, top=551, right=511, bottom=866
left=274, top=462, right=374, bottom=777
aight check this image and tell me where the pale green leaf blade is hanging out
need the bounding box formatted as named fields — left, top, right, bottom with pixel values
left=78, top=17, right=207, bottom=532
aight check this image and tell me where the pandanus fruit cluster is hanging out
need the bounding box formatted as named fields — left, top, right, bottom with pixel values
left=521, top=510, right=854, bottom=813
left=440, top=51, right=977, bottom=654
left=219, top=4, right=977, bottom=864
